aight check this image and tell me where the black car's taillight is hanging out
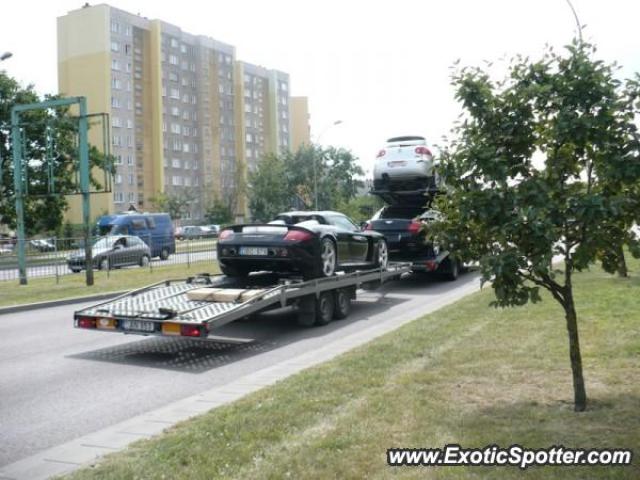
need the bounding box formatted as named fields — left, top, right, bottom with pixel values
left=408, top=221, right=422, bottom=234
left=283, top=230, right=314, bottom=242
left=219, top=229, right=234, bottom=240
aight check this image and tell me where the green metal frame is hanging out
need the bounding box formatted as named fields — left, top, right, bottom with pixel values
left=12, top=96, right=95, bottom=286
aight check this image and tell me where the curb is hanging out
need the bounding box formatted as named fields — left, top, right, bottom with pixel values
left=0, top=291, right=127, bottom=316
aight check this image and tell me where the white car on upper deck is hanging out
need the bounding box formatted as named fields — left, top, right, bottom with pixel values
left=373, top=135, right=438, bottom=191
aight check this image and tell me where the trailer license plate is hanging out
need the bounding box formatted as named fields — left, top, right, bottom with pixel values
left=122, top=320, right=155, bottom=332
left=239, top=247, right=268, bottom=256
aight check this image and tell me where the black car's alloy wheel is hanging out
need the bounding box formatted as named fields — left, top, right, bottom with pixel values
left=375, top=239, right=388, bottom=269
left=320, top=238, right=337, bottom=277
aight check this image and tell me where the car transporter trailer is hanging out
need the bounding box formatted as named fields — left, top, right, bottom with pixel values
left=73, top=263, right=412, bottom=338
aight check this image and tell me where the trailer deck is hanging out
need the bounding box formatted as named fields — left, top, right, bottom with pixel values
left=74, top=263, right=411, bottom=338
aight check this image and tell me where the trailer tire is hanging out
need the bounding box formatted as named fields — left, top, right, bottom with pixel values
left=333, top=289, right=351, bottom=320
left=296, top=295, right=317, bottom=327
left=443, top=257, right=459, bottom=281
left=315, top=291, right=335, bottom=326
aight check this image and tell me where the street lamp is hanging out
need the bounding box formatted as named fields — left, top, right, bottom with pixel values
left=314, top=120, right=343, bottom=210
left=0, top=52, right=12, bottom=61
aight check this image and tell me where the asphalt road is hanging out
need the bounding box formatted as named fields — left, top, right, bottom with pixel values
left=0, top=271, right=480, bottom=467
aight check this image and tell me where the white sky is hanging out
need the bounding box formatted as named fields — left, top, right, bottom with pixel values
left=1, top=0, right=639, bottom=176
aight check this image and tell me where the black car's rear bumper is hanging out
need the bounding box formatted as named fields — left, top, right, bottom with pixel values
left=218, top=242, right=320, bottom=275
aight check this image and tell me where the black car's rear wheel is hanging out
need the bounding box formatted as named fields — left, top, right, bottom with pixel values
left=319, top=238, right=337, bottom=277
left=374, top=239, right=388, bottom=269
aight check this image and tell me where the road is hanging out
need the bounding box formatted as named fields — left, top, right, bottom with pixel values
left=0, top=271, right=479, bottom=467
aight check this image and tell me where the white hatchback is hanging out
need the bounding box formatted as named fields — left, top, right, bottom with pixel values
left=373, top=135, right=437, bottom=191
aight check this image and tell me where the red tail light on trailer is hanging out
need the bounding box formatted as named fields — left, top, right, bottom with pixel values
left=284, top=230, right=314, bottom=242
left=180, top=325, right=204, bottom=337
left=76, top=316, right=97, bottom=329
left=364, top=222, right=372, bottom=230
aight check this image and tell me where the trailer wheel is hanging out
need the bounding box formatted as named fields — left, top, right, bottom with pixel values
left=333, top=289, right=351, bottom=320
left=315, top=291, right=335, bottom=326
left=443, top=257, right=459, bottom=281
left=296, top=295, right=317, bottom=327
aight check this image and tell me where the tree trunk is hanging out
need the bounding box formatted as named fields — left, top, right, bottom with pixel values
left=563, top=288, right=587, bottom=411
left=617, top=244, right=628, bottom=278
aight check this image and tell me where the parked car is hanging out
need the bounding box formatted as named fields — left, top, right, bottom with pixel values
left=373, top=135, right=438, bottom=191
left=96, top=212, right=175, bottom=260
left=204, top=224, right=220, bottom=236
left=29, top=238, right=56, bottom=252
left=365, top=205, right=442, bottom=260
left=67, top=235, right=152, bottom=272
left=217, top=210, right=388, bottom=279
left=177, top=225, right=218, bottom=240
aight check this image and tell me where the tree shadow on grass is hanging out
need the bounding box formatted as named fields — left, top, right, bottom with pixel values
left=445, top=394, right=640, bottom=479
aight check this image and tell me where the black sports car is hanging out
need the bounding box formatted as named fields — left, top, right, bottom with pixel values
left=217, top=211, right=388, bottom=279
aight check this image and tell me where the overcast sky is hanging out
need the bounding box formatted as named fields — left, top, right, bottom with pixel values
left=1, top=0, right=639, bottom=176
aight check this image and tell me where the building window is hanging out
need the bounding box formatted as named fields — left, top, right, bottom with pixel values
left=111, top=21, right=119, bottom=33
left=112, top=135, right=121, bottom=147
left=183, top=143, right=190, bottom=153
left=184, top=177, right=191, bottom=186
left=111, top=59, right=120, bottom=71
left=169, top=54, right=178, bottom=65
left=111, top=77, right=121, bottom=89
left=172, top=175, right=182, bottom=186
left=115, top=174, right=122, bottom=184
left=128, top=174, right=134, bottom=185
left=180, top=44, right=187, bottom=53
left=112, top=117, right=121, bottom=128
left=171, top=123, right=181, bottom=134
left=127, top=119, right=133, bottom=129
left=169, top=72, right=178, bottom=82
left=125, top=62, right=132, bottom=73
left=128, top=192, right=136, bottom=203
left=170, top=38, right=178, bottom=48
left=124, top=25, right=131, bottom=36
left=172, top=139, right=182, bottom=151
left=114, top=154, right=123, bottom=165
left=172, top=158, right=180, bottom=168
left=127, top=155, right=134, bottom=165
left=111, top=41, right=119, bottom=52
left=182, top=111, right=189, bottom=120
left=171, top=106, right=180, bottom=116
left=113, top=191, right=124, bottom=203
left=170, top=88, right=180, bottom=99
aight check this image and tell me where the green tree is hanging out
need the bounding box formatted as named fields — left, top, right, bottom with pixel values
left=247, top=144, right=365, bottom=221
left=435, top=40, right=640, bottom=411
left=150, top=190, right=197, bottom=221
left=0, top=72, right=113, bottom=234
left=247, top=154, right=292, bottom=222
left=204, top=198, right=234, bottom=225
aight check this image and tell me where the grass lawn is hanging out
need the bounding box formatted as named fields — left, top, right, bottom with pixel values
left=62, top=258, right=640, bottom=479
left=0, top=260, right=219, bottom=308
